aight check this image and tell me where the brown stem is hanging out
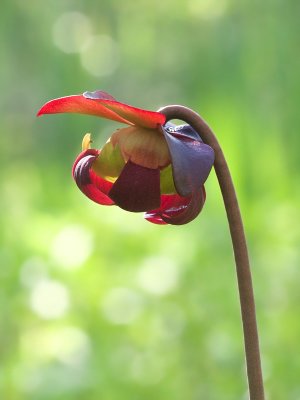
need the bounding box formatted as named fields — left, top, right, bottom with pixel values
left=159, top=105, right=265, bottom=400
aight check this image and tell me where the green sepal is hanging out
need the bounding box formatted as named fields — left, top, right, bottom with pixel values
left=92, top=140, right=125, bottom=182
left=160, top=164, right=176, bottom=194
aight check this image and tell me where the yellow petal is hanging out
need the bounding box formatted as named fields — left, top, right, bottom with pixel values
left=91, top=140, right=125, bottom=182
left=82, top=133, right=93, bottom=151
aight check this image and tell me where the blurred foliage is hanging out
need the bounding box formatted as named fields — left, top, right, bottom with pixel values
left=1, top=0, right=300, bottom=399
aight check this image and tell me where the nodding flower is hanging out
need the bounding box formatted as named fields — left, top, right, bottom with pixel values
left=37, top=90, right=214, bottom=225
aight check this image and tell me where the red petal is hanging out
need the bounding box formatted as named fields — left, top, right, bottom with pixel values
left=37, top=95, right=132, bottom=125
left=144, top=187, right=206, bottom=225
left=83, top=91, right=166, bottom=129
left=108, top=161, right=161, bottom=212
left=73, top=149, right=114, bottom=205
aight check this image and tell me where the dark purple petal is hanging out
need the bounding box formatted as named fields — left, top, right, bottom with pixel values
left=108, top=161, right=161, bottom=212
left=164, top=123, right=202, bottom=141
left=72, top=149, right=114, bottom=205
left=160, top=125, right=214, bottom=197
left=173, top=124, right=203, bottom=141
left=145, top=187, right=206, bottom=225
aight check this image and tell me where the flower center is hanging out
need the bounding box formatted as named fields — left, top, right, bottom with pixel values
left=110, top=126, right=171, bottom=169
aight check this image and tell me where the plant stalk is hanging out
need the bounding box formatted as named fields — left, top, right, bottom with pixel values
left=159, top=105, right=265, bottom=400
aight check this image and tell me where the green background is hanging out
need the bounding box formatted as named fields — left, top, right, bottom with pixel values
left=1, top=0, right=300, bottom=399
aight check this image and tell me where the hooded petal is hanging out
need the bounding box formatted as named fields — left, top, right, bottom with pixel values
left=144, top=187, right=206, bottom=225
left=72, top=149, right=114, bottom=205
left=110, top=125, right=170, bottom=169
left=83, top=91, right=166, bottom=129
left=108, top=160, right=161, bottom=212
left=160, top=125, right=214, bottom=197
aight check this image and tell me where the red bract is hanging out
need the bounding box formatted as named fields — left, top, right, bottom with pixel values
left=37, top=90, right=214, bottom=225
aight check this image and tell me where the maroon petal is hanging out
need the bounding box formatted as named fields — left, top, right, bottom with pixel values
left=108, top=161, right=161, bottom=212
left=144, top=187, right=206, bottom=225
left=160, top=125, right=214, bottom=197
left=72, top=149, right=114, bottom=205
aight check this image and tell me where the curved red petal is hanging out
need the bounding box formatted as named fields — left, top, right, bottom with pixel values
left=108, top=160, right=161, bottom=212
left=72, top=149, right=114, bottom=205
left=144, top=187, right=206, bottom=225
left=83, top=91, right=166, bottom=129
left=37, top=95, right=132, bottom=125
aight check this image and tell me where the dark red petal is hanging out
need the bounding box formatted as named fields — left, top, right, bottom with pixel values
left=160, top=125, right=214, bottom=197
left=108, top=161, right=161, bottom=212
left=37, top=95, right=132, bottom=125
left=144, top=187, right=206, bottom=225
left=83, top=91, right=166, bottom=129
left=73, top=149, right=114, bottom=205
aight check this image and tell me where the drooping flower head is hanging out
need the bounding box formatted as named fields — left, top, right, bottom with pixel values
left=37, top=90, right=214, bottom=225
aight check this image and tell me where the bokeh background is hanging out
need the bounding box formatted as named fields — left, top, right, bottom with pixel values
left=1, top=0, right=300, bottom=399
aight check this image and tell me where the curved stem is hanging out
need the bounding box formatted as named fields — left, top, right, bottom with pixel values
left=159, top=105, right=265, bottom=400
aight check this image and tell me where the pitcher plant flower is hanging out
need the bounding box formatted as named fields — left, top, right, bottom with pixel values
left=37, top=90, right=214, bottom=225
left=37, top=91, right=265, bottom=399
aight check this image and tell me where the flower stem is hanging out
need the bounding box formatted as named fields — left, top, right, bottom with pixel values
left=159, top=105, right=265, bottom=400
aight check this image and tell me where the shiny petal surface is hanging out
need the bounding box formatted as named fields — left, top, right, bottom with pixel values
left=108, top=161, right=161, bottom=212
left=73, top=149, right=114, bottom=205
left=160, top=125, right=214, bottom=197
left=172, top=124, right=203, bottom=141
left=83, top=90, right=166, bottom=129
left=37, top=95, right=132, bottom=124
left=164, top=122, right=201, bottom=141
left=144, top=187, right=206, bottom=225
